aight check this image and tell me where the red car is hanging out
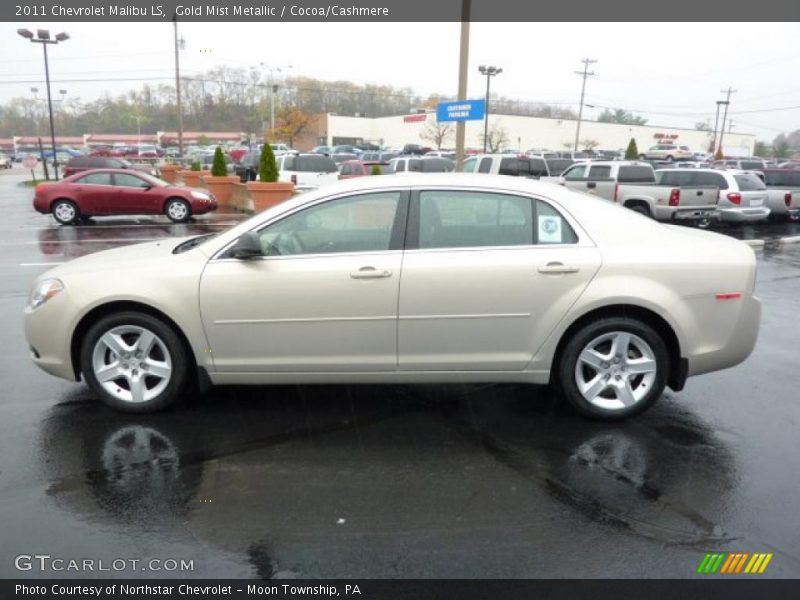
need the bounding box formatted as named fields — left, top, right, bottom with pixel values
left=338, top=160, right=393, bottom=179
left=33, top=169, right=218, bottom=225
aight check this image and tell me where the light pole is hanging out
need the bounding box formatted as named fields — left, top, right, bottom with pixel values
left=130, top=115, right=145, bottom=146
left=18, top=28, right=69, bottom=179
left=172, top=16, right=185, bottom=158
left=478, top=65, right=502, bottom=153
left=259, top=63, right=293, bottom=135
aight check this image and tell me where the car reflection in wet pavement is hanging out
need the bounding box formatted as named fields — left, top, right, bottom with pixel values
left=37, top=383, right=739, bottom=578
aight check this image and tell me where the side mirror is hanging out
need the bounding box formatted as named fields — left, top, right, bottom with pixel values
left=230, top=232, right=262, bottom=260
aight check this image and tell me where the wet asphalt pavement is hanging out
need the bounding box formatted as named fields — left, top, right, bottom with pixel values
left=1, top=166, right=799, bottom=579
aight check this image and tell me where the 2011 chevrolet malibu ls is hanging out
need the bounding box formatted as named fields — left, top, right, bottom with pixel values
left=24, top=174, right=761, bottom=419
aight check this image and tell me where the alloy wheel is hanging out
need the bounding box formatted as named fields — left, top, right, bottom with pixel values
left=91, top=325, right=173, bottom=404
left=574, top=331, right=657, bottom=411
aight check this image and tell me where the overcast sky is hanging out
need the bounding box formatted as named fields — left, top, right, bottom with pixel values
left=2, top=21, right=799, bottom=141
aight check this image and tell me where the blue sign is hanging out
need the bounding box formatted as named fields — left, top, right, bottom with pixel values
left=436, top=99, right=486, bottom=122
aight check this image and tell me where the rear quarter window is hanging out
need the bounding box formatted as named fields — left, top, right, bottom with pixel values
left=618, top=166, right=656, bottom=183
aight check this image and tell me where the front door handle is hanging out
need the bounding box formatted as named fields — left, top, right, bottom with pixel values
left=538, top=262, right=580, bottom=274
left=350, top=266, right=392, bottom=279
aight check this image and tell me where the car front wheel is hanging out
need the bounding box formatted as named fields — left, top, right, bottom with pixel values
left=165, top=198, right=191, bottom=223
left=556, top=317, right=669, bottom=420
left=80, top=312, right=190, bottom=412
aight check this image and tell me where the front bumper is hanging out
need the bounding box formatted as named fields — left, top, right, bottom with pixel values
left=24, top=291, right=80, bottom=382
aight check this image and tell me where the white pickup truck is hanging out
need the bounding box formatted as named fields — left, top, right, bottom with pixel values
left=549, top=161, right=719, bottom=223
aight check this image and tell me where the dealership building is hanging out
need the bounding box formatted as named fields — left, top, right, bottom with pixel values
left=304, top=111, right=757, bottom=156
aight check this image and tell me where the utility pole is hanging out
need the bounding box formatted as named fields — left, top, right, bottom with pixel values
left=573, top=58, right=597, bottom=152
left=173, top=15, right=184, bottom=157
left=455, top=0, right=470, bottom=171
left=711, top=100, right=724, bottom=154
left=717, top=87, right=736, bottom=157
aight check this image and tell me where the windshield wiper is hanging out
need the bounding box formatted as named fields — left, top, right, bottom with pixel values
left=173, top=233, right=215, bottom=254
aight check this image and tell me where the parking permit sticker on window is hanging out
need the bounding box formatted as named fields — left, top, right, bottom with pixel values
left=538, top=215, right=562, bottom=243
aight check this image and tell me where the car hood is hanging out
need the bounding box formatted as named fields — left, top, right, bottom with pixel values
left=38, top=237, right=196, bottom=280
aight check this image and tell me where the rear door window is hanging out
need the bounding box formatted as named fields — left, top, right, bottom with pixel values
left=478, top=158, right=492, bottom=173
left=587, top=165, right=611, bottom=180
left=692, top=171, right=728, bottom=190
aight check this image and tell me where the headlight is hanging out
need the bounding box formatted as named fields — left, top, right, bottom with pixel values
left=29, top=278, right=64, bottom=310
left=191, top=191, right=210, bottom=201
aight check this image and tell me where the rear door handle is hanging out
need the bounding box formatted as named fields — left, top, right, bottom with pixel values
left=538, top=262, right=580, bottom=274
left=696, top=190, right=703, bottom=196
left=350, top=266, right=392, bottom=279
left=586, top=181, right=597, bottom=189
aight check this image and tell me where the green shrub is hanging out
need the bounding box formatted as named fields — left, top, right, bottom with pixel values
left=624, top=138, right=639, bottom=159
left=370, top=165, right=381, bottom=175
left=259, top=144, right=278, bottom=182
left=190, top=160, right=202, bottom=171
left=210, top=146, right=227, bottom=177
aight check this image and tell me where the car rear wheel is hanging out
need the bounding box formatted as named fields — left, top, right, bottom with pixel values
left=556, top=317, right=669, bottom=420
left=627, top=203, right=651, bottom=217
left=164, top=198, right=191, bottom=223
left=638, top=154, right=647, bottom=160
left=666, top=155, right=674, bottom=162
left=52, top=199, right=80, bottom=225
left=80, top=312, right=190, bottom=413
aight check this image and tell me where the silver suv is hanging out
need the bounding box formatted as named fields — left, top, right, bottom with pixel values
left=639, top=144, right=693, bottom=161
left=660, top=168, right=769, bottom=222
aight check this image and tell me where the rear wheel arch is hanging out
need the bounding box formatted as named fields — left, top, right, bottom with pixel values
left=550, top=304, right=683, bottom=391
left=70, top=301, right=199, bottom=382
left=623, top=199, right=652, bottom=216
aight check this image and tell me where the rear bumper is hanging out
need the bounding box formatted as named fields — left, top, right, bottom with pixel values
left=718, top=206, right=770, bottom=222
left=669, top=208, right=719, bottom=221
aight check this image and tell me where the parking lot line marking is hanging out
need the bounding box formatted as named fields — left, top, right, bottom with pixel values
left=20, top=262, right=65, bottom=266
left=24, top=221, right=242, bottom=230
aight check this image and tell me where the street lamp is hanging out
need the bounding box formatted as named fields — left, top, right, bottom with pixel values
left=18, top=28, right=69, bottom=179
left=478, top=65, right=502, bottom=152
left=259, top=63, right=293, bottom=134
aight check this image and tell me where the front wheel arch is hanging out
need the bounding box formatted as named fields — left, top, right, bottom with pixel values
left=70, top=301, right=200, bottom=383
left=550, top=304, right=683, bottom=392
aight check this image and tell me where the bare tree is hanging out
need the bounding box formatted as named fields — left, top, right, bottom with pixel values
left=420, top=120, right=454, bottom=150
left=580, top=138, right=600, bottom=150
left=481, top=122, right=510, bottom=153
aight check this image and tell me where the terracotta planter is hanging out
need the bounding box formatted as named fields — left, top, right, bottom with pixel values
left=159, top=164, right=180, bottom=184
left=203, top=175, right=241, bottom=206
left=247, top=181, right=296, bottom=212
left=180, top=170, right=207, bottom=187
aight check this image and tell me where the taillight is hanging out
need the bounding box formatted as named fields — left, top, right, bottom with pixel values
left=291, top=174, right=297, bottom=185
left=669, top=188, right=680, bottom=206
left=727, top=192, right=742, bottom=205
left=613, top=183, right=619, bottom=202
left=785, top=193, right=792, bottom=208
left=35, top=184, right=46, bottom=194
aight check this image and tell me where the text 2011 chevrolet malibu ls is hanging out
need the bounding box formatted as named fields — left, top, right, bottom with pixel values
left=24, top=174, right=761, bottom=419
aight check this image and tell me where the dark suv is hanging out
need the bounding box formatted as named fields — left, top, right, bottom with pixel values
left=63, top=156, right=159, bottom=178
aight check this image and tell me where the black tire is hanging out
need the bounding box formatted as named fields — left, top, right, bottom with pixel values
left=665, top=155, right=674, bottom=162
left=52, top=199, right=80, bottom=225
left=638, top=154, right=647, bottom=160
left=627, top=203, right=651, bottom=217
left=80, top=311, right=190, bottom=413
left=164, top=198, right=191, bottom=223
left=556, top=317, right=669, bottom=420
